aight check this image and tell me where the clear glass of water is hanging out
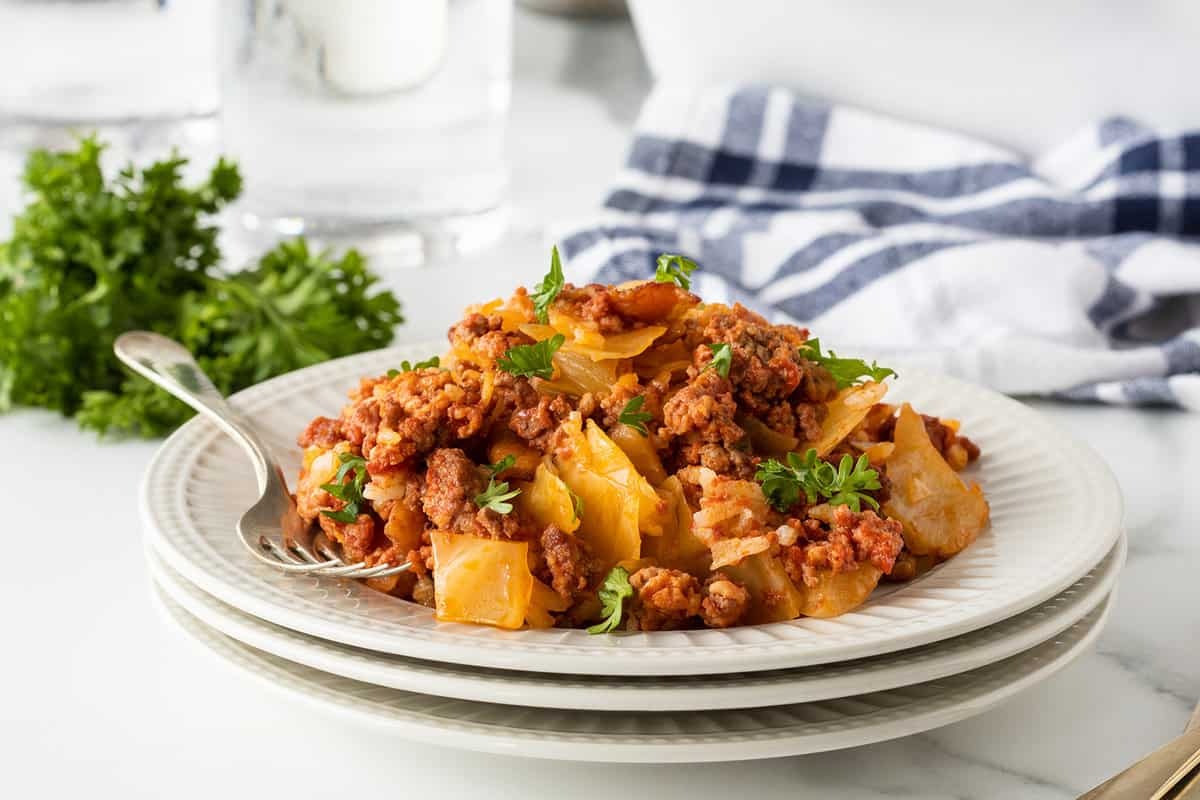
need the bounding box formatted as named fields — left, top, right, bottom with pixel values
left=0, top=0, right=219, bottom=186
left=219, top=0, right=512, bottom=264
left=0, top=0, right=219, bottom=123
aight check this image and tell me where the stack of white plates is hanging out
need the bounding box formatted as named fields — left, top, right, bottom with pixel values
left=140, top=345, right=1125, bottom=763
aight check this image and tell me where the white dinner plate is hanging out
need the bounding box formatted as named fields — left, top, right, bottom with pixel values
left=140, top=343, right=1123, bottom=676
left=152, top=583, right=1113, bottom=762
left=145, top=533, right=1124, bottom=711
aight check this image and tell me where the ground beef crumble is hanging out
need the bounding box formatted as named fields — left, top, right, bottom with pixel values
left=510, top=393, right=576, bottom=452
left=533, top=524, right=593, bottom=602
left=700, top=572, right=750, bottom=628
left=660, top=369, right=755, bottom=476
left=448, top=311, right=532, bottom=365
left=420, top=448, right=527, bottom=540
left=297, top=415, right=343, bottom=449
left=782, top=505, right=904, bottom=587
left=552, top=282, right=698, bottom=334
left=628, top=567, right=703, bottom=631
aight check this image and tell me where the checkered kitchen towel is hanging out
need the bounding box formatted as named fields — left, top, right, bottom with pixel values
left=557, top=85, right=1200, bottom=410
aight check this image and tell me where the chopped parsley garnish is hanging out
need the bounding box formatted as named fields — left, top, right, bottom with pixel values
left=487, top=454, right=516, bottom=476
left=386, top=355, right=440, bottom=378
left=654, top=253, right=699, bottom=290
left=320, top=452, right=370, bottom=523
left=530, top=246, right=566, bottom=323
left=497, top=334, right=564, bottom=380
left=587, top=566, right=633, bottom=634
left=704, top=342, right=733, bottom=378
left=475, top=460, right=521, bottom=515
left=798, top=338, right=895, bottom=389
left=568, top=487, right=584, bottom=522
left=618, top=395, right=654, bottom=436
left=754, top=449, right=881, bottom=513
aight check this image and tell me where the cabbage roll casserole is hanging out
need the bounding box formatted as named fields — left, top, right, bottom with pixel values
left=293, top=252, right=989, bottom=632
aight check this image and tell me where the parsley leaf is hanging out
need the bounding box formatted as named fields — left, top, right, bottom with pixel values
left=0, top=136, right=403, bottom=437
left=475, top=458, right=521, bottom=515
left=320, top=452, right=370, bottom=523
left=530, top=246, right=566, bottom=323
left=754, top=449, right=882, bottom=513
left=387, top=355, right=440, bottom=378
left=587, top=566, right=633, bottom=634
left=654, top=253, right=699, bottom=290
left=497, top=334, right=564, bottom=380
left=618, top=395, right=654, bottom=436
left=704, top=342, right=733, bottom=378
left=475, top=480, right=521, bottom=515
left=487, top=454, right=516, bottom=476
left=568, top=487, right=584, bottom=522
left=798, top=338, right=895, bottom=389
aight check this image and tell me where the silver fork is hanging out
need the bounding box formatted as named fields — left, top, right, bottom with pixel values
left=115, top=331, right=411, bottom=580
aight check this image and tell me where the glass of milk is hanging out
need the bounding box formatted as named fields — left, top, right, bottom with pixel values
left=219, top=0, right=512, bottom=264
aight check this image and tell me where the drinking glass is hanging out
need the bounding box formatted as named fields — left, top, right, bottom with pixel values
left=0, top=0, right=220, bottom=229
left=0, top=0, right=219, bottom=124
left=219, top=0, right=512, bottom=263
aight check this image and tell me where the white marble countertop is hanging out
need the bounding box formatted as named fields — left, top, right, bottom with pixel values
left=2, top=10, right=1198, bottom=799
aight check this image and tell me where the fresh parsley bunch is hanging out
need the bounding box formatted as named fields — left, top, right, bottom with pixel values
left=0, top=137, right=403, bottom=437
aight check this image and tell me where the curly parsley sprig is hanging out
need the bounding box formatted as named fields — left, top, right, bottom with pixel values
left=703, top=342, right=733, bottom=378
left=654, top=253, right=699, bottom=290
left=497, top=334, right=564, bottom=380
left=587, top=566, right=633, bottom=634
left=798, top=338, right=895, bottom=389
left=320, top=453, right=370, bottom=523
left=618, top=395, right=654, bottom=436
left=387, top=356, right=440, bottom=377
left=754, top=449, right=882, bottom=513
left=474, top=456, right=521, bottom=514
left=568, top=487, right=584, bottom=522
left=530, top=246, right=566, bottom=323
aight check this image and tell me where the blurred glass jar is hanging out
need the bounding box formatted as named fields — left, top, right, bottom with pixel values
left=219, top=0, right=512, bottom=263
left=0, top=0, right=219, bottom=123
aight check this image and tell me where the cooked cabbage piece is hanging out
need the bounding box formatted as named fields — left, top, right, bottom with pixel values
left=641, top=476, right=711, bottom=576
left=803, top=381, right=889, bottom=456
left=515, top=461, right=581, bottom=535
left=883, top=403, right=990, bottom=557
left=524, top=315, right=667, bottom=362
left=633, top=340, right=692, bottom=379
left=739, top=415, right=799, bottom=459
left=543, top=349, right=619, bottom=397
left=487, top=432, right=542, bottom=479
left=608, top=422, right=669, bottom=486
left=798, top=565, right=883, bottom=618
left=721, top=552, right=804, bottom=624
left=553, top=416, right=644, bottom=570
left=431, top=531, right=533, bottom=630
left=582, top=418, right=668, bottom=536
left=709, top=535, right=775, bottom=570
left=525, top=577, right=570, bottom=628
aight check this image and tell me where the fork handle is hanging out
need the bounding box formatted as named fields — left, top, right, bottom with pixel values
left=113, top=331, right=274, bottom=490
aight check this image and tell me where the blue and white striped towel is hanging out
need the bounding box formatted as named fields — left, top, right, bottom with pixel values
left=557, top=85, right=1200, bottom=410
